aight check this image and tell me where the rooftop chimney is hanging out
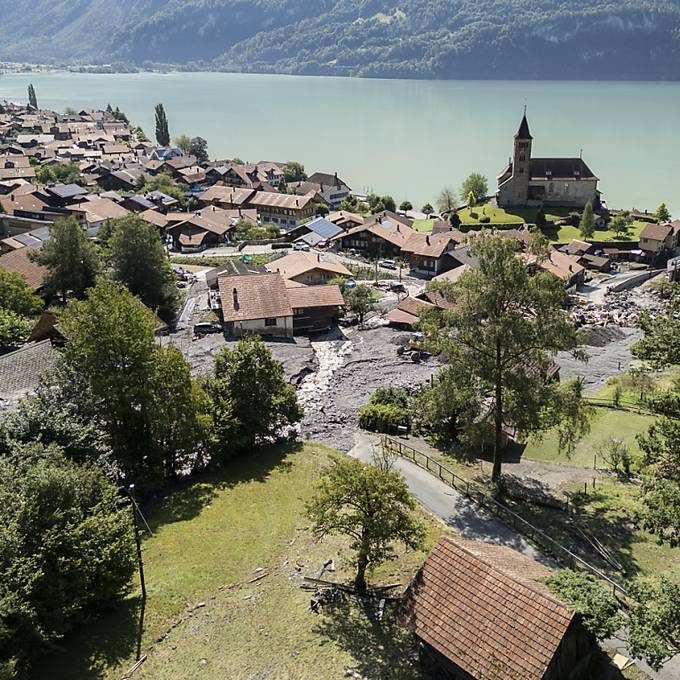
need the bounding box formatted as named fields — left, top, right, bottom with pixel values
left=334, top=172, right=339, bottom=188
left=232, top=287, right=239, bottom=310
left=426, top=235, right=430, bottom=245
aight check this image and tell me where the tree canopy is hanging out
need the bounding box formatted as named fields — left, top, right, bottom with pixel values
left=306, top=456, right=425, bottom=592
left=460, top=173, right=488, bottom=204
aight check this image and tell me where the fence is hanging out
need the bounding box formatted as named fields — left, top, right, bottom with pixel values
left=381, top=435, right=628, bottom=595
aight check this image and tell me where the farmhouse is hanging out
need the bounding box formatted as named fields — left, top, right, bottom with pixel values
left=400, top=537, right=598, bottom=680
left=265, top=251, right=351, bottom=285
left=497, top=114, right=599, bottom=209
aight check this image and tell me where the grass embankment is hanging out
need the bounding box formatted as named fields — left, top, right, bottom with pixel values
left=171, top=253, right=279, bottom=267
left=36, top=444, right=446, bottom=680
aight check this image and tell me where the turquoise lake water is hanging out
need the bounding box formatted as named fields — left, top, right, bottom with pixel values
left=1, top=72, right=678, bottom=216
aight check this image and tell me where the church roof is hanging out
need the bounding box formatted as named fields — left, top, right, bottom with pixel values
left=515, top=114, right=532, bottom=139
left=529, top=158, right=598, bottom=181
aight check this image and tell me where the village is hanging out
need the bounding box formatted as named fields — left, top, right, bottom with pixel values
left=1, top=96, right=680, bottom=680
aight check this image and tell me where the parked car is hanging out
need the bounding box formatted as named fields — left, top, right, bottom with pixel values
left=293, top=242, right=310, bottom=251
left=193, top=322, right=222, bottom=335
left=379, top=259, right=397, bottom=270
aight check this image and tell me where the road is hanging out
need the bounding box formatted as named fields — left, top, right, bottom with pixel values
left=348, top=431, right=544, bottom=561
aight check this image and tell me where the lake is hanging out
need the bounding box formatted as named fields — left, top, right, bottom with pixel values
left=1, top=72, right=679, bottom=216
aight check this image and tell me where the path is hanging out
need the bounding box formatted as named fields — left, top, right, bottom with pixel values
left=348, top=431, right=544, bottom=561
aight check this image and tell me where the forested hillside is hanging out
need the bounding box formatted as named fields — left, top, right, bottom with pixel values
left=1, top=0, right=680, bottom=79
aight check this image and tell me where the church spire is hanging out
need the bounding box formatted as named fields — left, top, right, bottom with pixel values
left=515, top=112, right=532, bottom=140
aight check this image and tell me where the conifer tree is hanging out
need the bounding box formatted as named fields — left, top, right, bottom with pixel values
left=27, top=84, right=37, bottom=109
left=154, top=103, right=170, bottom=146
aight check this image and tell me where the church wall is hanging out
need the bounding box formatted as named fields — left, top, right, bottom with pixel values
left=533, top=178, right=598, bottom=207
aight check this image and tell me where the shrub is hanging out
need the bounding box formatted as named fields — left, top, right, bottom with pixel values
left=479, top=215, right=491, bottom=224
left=368, top=387, right=409, bottom=409
left=358, top=403, right=410, bottom=433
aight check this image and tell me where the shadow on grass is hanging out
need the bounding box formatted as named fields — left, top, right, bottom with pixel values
left=31, top=596, right=143, bottom=680
left=144, top=441, right=303, bottom=530
left=315, top=595, right=423, bottom=680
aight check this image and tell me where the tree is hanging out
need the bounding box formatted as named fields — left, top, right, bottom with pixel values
left=32, top=217, right=99, bottom=303
left=0, top=270, right=42, bottom=317
left=412, top=365, right=481, bottom=450
left=306, top=456, right=425, bottom=592
left=436, top=187, right=457, bottom=214
left=420, top=233, right=589, bottom=482
left=535, top=207, right=547, bottom=228
left=449, top=211, right=461, bottom=229
left=547, top=570, right=680, bottom=671
left=632, top=288, right=680, bottom=369
left=596, top=437, right=634, bottom=478
left=655, top=203, right=671, bottom=223
left=399, top=201, right=413, bottom=212
left=579, top=201, right=595, bottom=238
left=204, top=337, right=302, bottom=461
left=174, top=134, right=192, bottom=154
left=421, top=203, right=434, bottom=217
left=314, top=202, right=330, bottom=217
left=460, top=173, right=488, bottom=204
left=467, top=191, right=476, bottom=209
left=107, top=215, right=179, bottom=321
left=27, top=84, right=37, bottom=109
left=154, top=103, right=170, bottom=146
left=0, top=444, right=135, bottom=674
left=345, top=285, right=375, bottom=327
left=188, top=136, right=209, bottom=164
left=35, top=162, right=82, bottom=186
left=380, top=195, right=396, bottom=212
left=0, top=309, right=32, bottom=350
left=283, top=161, right=307, bottom=183
left=610, top=215, right=631, bottom=239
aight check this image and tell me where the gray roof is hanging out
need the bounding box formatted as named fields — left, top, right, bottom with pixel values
left=302, top=217, right=343, bottom=239
left=0, top=340, right=57, bottom=408
left=46, top=183, right=87, bottom=199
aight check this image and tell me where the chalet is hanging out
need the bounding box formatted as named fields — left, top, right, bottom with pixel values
left=386, top=296, right=435, bottom=329
left=248, top=190, right=320, bottom=228
left=145, top=190, right=179, bottom=212
left=164, top=207, right=251, bottom=252
left=217, top=272, right=345, bottom=337
left=290, top=172, right=351, bottom=209
left=66, top=196, right=130, bottom=230
left=400, top=537, right=598, bottom=680
left=331, top=216, right=416, bottom=259
left=198, top=186, right=254, bottom=210
left=265, top=251, right=352, bottom=285
left=120, top=194, right=155, bottom=213
left=327, top=210, right=364, bottom=231
left=639, top=223, right=675, bottom=259
left=40, top=183, right=88, bottom=208
left=285, top=217, right=343, bottom=244
left=400, top=231, right=463, bottom=278
left=559, top=239, right=611, bottom=272
left=524, top=249, right=586, bottom=290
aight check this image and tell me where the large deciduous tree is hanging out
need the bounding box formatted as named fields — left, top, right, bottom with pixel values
left=420, top=232, right=590, bottom=481
left=436, top=187, right=457, bottom=214
left=32, top=217, right=99, bottom=303
left=107, top=214, right=179, bottom=322
left=460, top=173, right=488, bottom=204
left=0, top=270, right=42, bottom=318
left=306, top=456, right=426, bottom=593
left=204, top=336, right=302, bottom=462
left=154, top=103, right=170, bottom=146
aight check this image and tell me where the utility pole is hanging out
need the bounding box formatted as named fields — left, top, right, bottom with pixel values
left=128, top=484, right=147, bottom=601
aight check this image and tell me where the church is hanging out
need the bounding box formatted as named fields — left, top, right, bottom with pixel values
left=497, top=114, right=600, bottom=209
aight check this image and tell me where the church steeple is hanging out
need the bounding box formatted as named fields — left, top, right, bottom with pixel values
left=516, top=112, right=532, bottom=140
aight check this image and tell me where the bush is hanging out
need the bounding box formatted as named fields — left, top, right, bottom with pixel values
left=368, top=387, right=409, bottom=409
left=358, top=402, right=410, bottom=433
left=479, top=215, right=491, bottom=224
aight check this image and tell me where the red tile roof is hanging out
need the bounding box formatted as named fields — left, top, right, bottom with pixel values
left=400, top=537, right=573, bottom=680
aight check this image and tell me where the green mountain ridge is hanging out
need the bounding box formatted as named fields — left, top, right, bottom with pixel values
left=1, top=0, right=680, bottom=79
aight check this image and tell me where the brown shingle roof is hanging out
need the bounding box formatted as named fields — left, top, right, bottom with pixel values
left=640, top=222, right=673, bottom=242
left=0, top=247, right=47, bottom=289
left=401, top=231, right=461, bottom=258
left=400, top=538, right=573, bottom=680
left=286, top=284, right=345, bottom=309
left=265, top=252, right=351, bottom=280
left=218, top=273, right=292, bottom=322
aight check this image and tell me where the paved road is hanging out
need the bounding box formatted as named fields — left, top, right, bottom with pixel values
left=348, top=432, right=545, bottom=562
left=348, top=431, right=680, bottom=680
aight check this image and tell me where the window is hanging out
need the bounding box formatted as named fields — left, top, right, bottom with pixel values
left=264, top=318, right=277, bottom=327
left=293, top=308, right=304, bottom=316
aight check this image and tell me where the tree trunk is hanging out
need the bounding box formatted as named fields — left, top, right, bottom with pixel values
left=492, top=343, right=503, bottom=483
left=355, top=552, right=369, bottom=594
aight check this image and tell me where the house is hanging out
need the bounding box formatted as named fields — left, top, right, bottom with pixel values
left=286, top=284, right=345, bottom=333
left=217, top=272, right=345, bottom=337
left=327, top=210, right=364, bottom=231
left=265, top=251, right=351, bottom=285
left=639, top=223, right=674, bottom=258
left=0, top=246, right=47, bottom=291
left=284, top=217, right=344, bottom=243
left=400, top=537, right=598, bottom=680
left=205, top=258, right=267, bottom=289
left=559, top=239, right=611, bottom=272
left=524, top=249, right=586, bottom=289
left=0, top=340, right=58, bottom=408
left=332, top=216, right=416, bottom=259
left=145, top=190, right=179, bottom=212
left=290, top=172, right=351, bottom=209
left=386, top=296, right=435, bottom=329
left=247, top=190, right=320, bottom=228
left=67, top=196, right=129, bottom=229
left=40, top=183, right=88, bottom=208
left=434, top=246, right=480, bottom=282
left=497, top=115, right=599, bottom=209
left=120, top=194, right=155, bottom=213
left=400, top=231, right=463, bottom=278
left=198, top=186, right=255, bottom=210
left=218, top=272, right=294, bottom=338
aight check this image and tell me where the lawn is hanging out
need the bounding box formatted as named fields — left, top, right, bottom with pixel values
left=541, top=221, right=647, bottom=244
left=412, top=218, right=435, bottom=232
left=35, top=443, right=447, bottom=680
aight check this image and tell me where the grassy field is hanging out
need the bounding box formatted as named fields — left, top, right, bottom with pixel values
left=412, top=218, right=435, bottom=232
left=541, top=222, right=647, bottom=244
left=35, top=443, right=447, bottom=680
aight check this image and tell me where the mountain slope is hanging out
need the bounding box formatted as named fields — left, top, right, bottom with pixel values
left=1, top=0, right=680, bottom=80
